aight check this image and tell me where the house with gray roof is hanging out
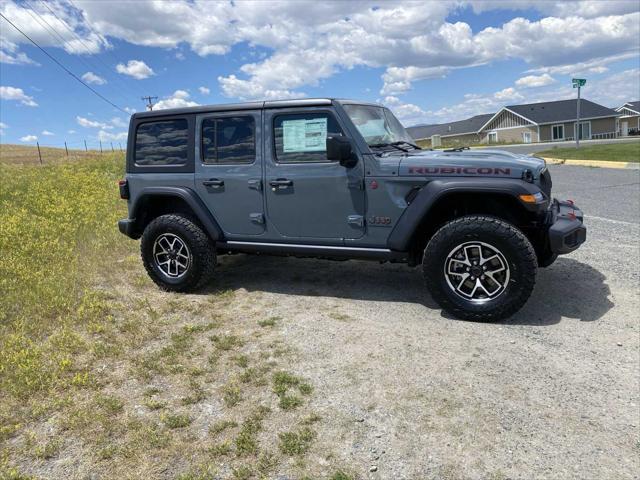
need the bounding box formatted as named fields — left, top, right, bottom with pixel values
left=615, top=101, right=640, bottom=136
left=408, top=98, right=620, bottom=146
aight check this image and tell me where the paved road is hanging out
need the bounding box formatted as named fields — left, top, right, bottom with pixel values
left=486, top=137, right=640, bottom=155
left=210, top=164, right=640, bottom=479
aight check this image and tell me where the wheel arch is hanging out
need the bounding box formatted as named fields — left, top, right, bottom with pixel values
left=129, top=187, right=223, bottom=241
left=387, top=179, right=543, bottom=256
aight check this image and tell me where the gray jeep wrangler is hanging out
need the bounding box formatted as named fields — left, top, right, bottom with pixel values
left=118, top=98, right=586, bottom=321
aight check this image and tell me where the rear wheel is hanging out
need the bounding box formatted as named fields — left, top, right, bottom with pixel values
left=423, top=215, right=537, bottom=321
left=141, top=214, right=216, bottom=292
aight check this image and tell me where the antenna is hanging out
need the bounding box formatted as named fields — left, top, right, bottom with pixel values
left=141, top=96, right=158, bottom=111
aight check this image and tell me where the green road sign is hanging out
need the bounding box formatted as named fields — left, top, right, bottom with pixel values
left=572, top=78, right=587, bottom=87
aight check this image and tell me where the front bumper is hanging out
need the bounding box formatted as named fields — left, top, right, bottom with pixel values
left=547, top=199, right=586, bottom=254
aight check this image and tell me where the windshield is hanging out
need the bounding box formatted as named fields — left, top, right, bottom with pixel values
left=343, top=104, right=415, bottom=147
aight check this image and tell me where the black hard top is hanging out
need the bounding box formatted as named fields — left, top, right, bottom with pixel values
left=132, top=98, right=382, bottom=119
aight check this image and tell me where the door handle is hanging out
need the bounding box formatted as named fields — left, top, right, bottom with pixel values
left=269, top=179, right=293, bottom=190
left=203, top=178, right=224, bottom=188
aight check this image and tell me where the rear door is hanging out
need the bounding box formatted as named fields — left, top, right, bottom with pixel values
left=263, top=107, right=365, bottom=240
left=194, top=111, right=265, bottom=236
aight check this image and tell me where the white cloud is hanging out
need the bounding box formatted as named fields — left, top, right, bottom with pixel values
left=0, top=86, right=38, bottom=106
left=198, top=86, right=210, bottom=95
left=76, top=116, right=112, bottom=129
left=218, top=74, right=306, bottom=100
left=494, top=87, right=524, bottom=101
left=97, top=130, right=128, bottom=142
left=81, top=72, right=107, bottom=85
left=1, top=1, right=107, bottom=55
left=110, top=117, right=127, bottom=128
left=123, top=106, right=136, bottom=114
left=515, top=73, right=555, bottom=88
left=68, top=129, right=76, bottom=134
left=0, top=122, right=7, bottom=134
left=154, top=90, right=200, bottom=110
left=0, top=38, right=39, bottom=66
left=382, top=96, right=429, bottom=125
left=41, top=130, right=54, bottom=136
left=380, top=66, right=450, bottom=95
left=20, top=135, right=38, bottom=142
left=2, top=0, right=638, bottom=105
left=116, top=60, right=154, bottom=79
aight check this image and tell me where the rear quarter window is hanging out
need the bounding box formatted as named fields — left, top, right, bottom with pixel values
left=135, top=119, right=189, bottom=166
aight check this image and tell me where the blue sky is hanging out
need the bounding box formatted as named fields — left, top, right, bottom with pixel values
left=1, top=0, right=639, bottom=147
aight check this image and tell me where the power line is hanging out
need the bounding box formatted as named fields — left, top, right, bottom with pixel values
left=0, top=11, right=127, bottom=114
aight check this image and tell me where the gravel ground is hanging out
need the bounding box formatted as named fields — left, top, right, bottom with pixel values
left=212, top=165, right=640, bottom=479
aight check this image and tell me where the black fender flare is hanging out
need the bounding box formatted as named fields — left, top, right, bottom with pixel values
left=130, top=186, right=223, bottom=241
left=386, top=178, right=543, bottom=251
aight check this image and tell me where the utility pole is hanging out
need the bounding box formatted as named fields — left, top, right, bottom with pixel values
left=84, top=140, right=88, bottom=152
left=64, top=141, right=68, bottom=157
left=572, top=78, right=586, bottom=148
left=141, top=95, right=158, bottom=111
left=36, top=141, right=42, bottom=165
left=99, top=140, right=103, bottom=153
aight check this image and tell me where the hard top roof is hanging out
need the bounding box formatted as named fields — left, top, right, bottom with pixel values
left=132, top=98, right=382, bottom=119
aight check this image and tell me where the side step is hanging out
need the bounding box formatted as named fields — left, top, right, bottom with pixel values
left=216, top=241, right=406, bottom=262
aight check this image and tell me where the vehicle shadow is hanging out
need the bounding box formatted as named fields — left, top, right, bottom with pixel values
left=508, top=257, right=614, bottom=325
left=203, top=255, right=613, bottom=325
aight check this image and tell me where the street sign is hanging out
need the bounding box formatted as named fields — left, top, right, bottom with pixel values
left=572, top=78, right=586, bottom=88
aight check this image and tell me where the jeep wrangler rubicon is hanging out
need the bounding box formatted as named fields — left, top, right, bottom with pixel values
left=118, top=98, right=586, bottom=321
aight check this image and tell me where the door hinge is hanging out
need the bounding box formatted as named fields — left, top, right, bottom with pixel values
left=347, top=215, right=364, bottom=227
left=250, top=213, right=264, bottom=224
left=248, top=178, right=262, bottom=191
left=348, top=179, right=364, bottom=190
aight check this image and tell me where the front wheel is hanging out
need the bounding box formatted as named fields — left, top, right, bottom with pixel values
left=423, top=216, right=537, bottom=321
left=141, top=214, right=216, bottom=292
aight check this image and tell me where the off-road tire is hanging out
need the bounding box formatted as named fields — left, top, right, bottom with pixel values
left=423, top=215, right=537, bottom=321
left=141, top=214, right=216, bottom=292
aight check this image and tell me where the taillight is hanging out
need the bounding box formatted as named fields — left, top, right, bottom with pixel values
left=118, top=179, right=129, bottom=199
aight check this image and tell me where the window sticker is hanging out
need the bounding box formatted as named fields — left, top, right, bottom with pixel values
left=356, top=118, right=387, bottom=139
left=283, top=117, right=327, bottom=152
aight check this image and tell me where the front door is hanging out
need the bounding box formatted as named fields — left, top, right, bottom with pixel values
left=621, top=121, right=629, bottom=136
left=194, top=111, right=265, bottom=236
left=263, top=108, right=365, bottom=240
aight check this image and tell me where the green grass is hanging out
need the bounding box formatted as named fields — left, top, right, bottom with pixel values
left=0, top=149, right=331, bottom=478
left=278, top=426, right=317, bottom=456
left=538, top=141, right=640, bottom=162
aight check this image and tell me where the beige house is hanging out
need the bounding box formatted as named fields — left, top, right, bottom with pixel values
left=408, top=98, right=620, bottom=145
left=615, top=101, right=640, bottom=136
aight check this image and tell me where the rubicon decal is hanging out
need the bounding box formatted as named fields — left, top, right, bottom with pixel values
left=407, top=166, right=512, bottom=175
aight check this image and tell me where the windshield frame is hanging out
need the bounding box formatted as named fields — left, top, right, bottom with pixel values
left=342, top=103, right=416, bottom=150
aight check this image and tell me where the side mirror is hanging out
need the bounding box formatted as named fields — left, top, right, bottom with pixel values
left=326, top=135, right=356, bottom=167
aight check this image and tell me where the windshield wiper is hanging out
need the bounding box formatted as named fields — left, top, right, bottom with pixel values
left=391, top=140, right=421, bottom=150
left=369, top=142, right=409, bottom=152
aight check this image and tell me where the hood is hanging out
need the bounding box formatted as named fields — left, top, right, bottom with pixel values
left=397, top=149, right=547, bottom=180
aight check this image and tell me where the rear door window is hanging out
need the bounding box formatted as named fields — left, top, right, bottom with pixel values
left=202, top=116, right=255, bottom=164
left=135, top=119, right=189, bottom=166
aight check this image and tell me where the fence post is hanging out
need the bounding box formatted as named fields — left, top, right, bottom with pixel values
left=84, top=140, right=88, bottom=152
left=36, top=141, right=42, bottom=165
left=111, top=142, right=114, bottom=152
left=99, top=140, right=103, bottom=153
left=119, top=142, right=123, bottom=152
left=64, top=141, right=69, bottom=157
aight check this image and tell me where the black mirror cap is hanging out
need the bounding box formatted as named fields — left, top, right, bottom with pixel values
left=326, top=135, right=356, bottom=167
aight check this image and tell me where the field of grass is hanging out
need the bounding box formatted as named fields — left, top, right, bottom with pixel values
left=0, top=147, right=354, bottom=479
left=537, top=141, right=640, bottom=162
left=0, top=143, right=113, bottom=166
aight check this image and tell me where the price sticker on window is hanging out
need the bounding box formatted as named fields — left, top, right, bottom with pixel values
left=283, top=118, right=327, bottom=152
